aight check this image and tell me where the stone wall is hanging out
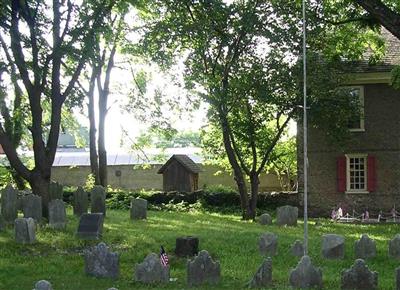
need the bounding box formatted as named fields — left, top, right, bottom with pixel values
left=298, top=83, right=400, bottom=216
left=51, top=164, right=283, bottom=191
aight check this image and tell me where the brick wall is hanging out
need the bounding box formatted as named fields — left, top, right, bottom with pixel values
left=298, top=83, right=400, bottom=216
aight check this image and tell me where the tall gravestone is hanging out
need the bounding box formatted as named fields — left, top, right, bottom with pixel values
left=389, top=234, right=400, bottom=259
left=322, top=234, right=345, bottom=259
left=259, top=233, right=278, bottom=256
left=135, top=253, right=170, bottom=284
left=187, top=250, right=220, bottom=287
left=22, top=195, right=42, bottom=222
left=91, top=186, right=106, bottom=216
left=355, top=234, right=376, bottom=259
left=276, top=205, right=298, bottom=226
left=341, top=259, right=378, bottom=290
left=247, top=258, right=272, bottom=288
left=1, top=184, right=17, bottom=224
left=73, top=186, right=88, bottom=216
left=76, top=213, right=104, bottom=240
left=84, top=242, right=119, bottom=278
left=289, top=255, right=323, bottom=289
left=48, top=181, right=63, bottom=201
left=15, top=217, right=36, bottom=244
left=130, top=198, right=147, bottom=220
left=49, top=199, right=67, bottom=230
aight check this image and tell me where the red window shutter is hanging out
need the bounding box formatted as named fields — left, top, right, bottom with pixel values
left=367, top=155, right=376, bottom=192
left=337, top=156, right=346, bottom=192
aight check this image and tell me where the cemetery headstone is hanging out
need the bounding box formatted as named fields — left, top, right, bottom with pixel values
left=135, top=253, right=169, bottom=284
left=396, top=267, right=400, bottom=290
left=91, top=185, right=106, bottom=216
left=322, top=234, right=345, bottom=259
left=84, top=242, right=119, bottom=278
left=49, top=181, right=63, bottom=201
left=22, top=194, right=42, bottom=222
left=0, top=214, right=5, bottom=232
left=259, top=233, right=278, bottom=256
left=175, top=236, right=199, bottom=257
left=1, top=184, right=17, bottom=224
left=130, top=198, right=147, bottom=220
left=289, top=255, right=323, bottom=289
left=76, top=213, right=104, bottom=240
left=389, top=234, right=400, bottom=259
left=49, top=199, right=67, bottom=230
left=247, top=257, right=272, bottom=288
left=187, top=250, right=220, bottom=287
left=73, top=186, right=88, bottom=216
left=355, top=234, right=376, bottom=259
left=34, top=280, right=53, bottom=290
left=292, top=240, right=304, bottom=257
left=259, top=213, right=272, bottom=225
left=15, top=217, right=36, bottom=244
left=276, top=205, right=298, bottom=226
left=17, top=189, right=31, bottom=211
left=341, top=259, right=378, bottom=290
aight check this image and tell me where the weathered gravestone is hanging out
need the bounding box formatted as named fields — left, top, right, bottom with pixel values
left=1, top=184, right=17, bottom=224
left=341, top=259, right=378, bottom=290
left=84, top=242, right=119, bottom=278
left=187, top=250, right=220, bottom=287
left=259, top=213, right=272, bottom=225
left=289, top=255, right=323, bottom=289
left=395, top=267, right=400, bottom=290
left=77, top=213, right=104, bottom=240
left=322, top=234, right=345, bottom=259
left=22, top=195, right=42, bottom=222
left=0, top=214, right=5, bottom=232
left=17, top=189, right=31, bottom=211
left=389, top=234, right=400, bottom=259
left=135, top=253, right=169, bottom=284
left=33, top=280, right=53, bottom=290
left=292, top=240, right=305, bottom=257
left=130, top=198, right=147, bottom=220
left=15, top=217, right=36, bottom=244
left=91, top=185, right=106, bottom=216
left=49, top=199, right=67, bottom=230
left=276, top=205, right=298, bottom=226
left=355, top=234, right=376, bottom=259
left=49, top=181, right=63, bottom=201
left=73, top=186, right=88, bottom=216
left=247, top=257, right=272, bottom=288
left=259, top=233, right=278, bottom=256
left=175, top=236, right=199, bottom=257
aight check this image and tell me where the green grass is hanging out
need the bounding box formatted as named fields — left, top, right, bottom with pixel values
left=0, top=208, right=399, bottom=289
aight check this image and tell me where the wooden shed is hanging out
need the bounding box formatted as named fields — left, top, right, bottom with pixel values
left=157, top=154, right=201, bottom=192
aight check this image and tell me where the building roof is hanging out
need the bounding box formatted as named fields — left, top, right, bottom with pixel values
left=157, top=154, right=201, bottom=174
left=49, top=147, right=203, bottom=167
left=349, top=28, right=400, bottom=73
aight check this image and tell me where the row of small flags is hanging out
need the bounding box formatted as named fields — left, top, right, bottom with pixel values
left=160, top=245, right=169, bottom=267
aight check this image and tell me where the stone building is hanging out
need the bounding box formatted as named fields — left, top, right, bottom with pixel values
left=297, top=29, right=400, bottom=216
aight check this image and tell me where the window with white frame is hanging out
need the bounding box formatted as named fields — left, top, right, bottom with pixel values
left=346, top=154, right=367, bottom=192
left=347, top=86, right=365, bottom=131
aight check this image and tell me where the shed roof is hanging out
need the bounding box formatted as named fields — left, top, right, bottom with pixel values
left=157, top=154, right=201, bottom=174
left=349, top=28, right=400, bottom=73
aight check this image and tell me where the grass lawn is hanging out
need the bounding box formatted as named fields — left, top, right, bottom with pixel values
left=0, top=208, right=399, bottom=289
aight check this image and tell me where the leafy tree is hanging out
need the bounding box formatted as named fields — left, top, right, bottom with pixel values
left=140, top=0, right=366, bottom=219
left=0, top=0, right=113, bottom=217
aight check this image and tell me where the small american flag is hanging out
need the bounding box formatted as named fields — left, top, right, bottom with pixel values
left=160, top=246, right=169, bottom=267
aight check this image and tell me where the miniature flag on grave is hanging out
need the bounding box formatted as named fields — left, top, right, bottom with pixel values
left=160, top=245, right=169, bottom=267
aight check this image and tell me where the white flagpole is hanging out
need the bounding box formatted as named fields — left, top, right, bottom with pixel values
left=302, top=0, right=308, bottom=256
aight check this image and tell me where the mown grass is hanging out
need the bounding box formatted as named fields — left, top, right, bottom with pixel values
left=0, top=208, right=399, bottom=289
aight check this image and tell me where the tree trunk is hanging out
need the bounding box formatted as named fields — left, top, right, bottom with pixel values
left=29, top=169, right=51, bottom=218
left=249, top=172, right=260, bottom=221
left=11, top=168, right=26, bottom=190
left=88, top=66, right=100, bottom=184
left=98, top=91, right=107, bottom=187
